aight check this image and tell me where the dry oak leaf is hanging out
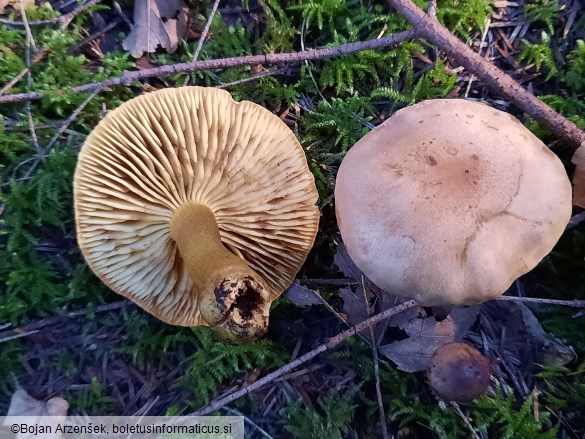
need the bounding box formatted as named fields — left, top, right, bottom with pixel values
left=0, top=0, right=33, bottom=15
left=379, top=307, right=456, bottom=372
left=334, top=243, right=363, bottom=281
left=572, top=145, right=585, bottom=208
left=4, top=389, right=69, bottom=439
left=285, top=282, right=324, bottom=307
left=340, top=286, right=370, bottom=328
left=123, top=0, right=188, bottom=58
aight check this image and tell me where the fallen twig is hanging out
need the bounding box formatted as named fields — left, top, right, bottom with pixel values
left=0, top=30, right=417, bottom=104
left=216, top=67, right=287, bottom=89
left=0, top=0, right=109, bottom=96
left=222, top=407, right=275, bottom=439
left=191, top=291, right=584, bottom=415
left=0, top=300, right=129, bottom=345
left=0, top=50, right=45, bottom=96
left=70, top=18, right=122, bottom=54
left=450, top=401, right=482, bottom=439
left=19, top=0, right=39, bottom=154
left=191, top=300, right=418, bottom=415
left=361, top=276, right=389, bottom=439
left=387, top=0, right=585, bottom=146
left=183, top=0, right=221, bottom=86
left=496, top=296, right=585, bottom=307
left=113, top=1, right=132, bottom=29
left=0, top=0, right=103, bottom=27
left=300, top=278, right=359, bottom=286
left=21, top=85, right=104, bottom=179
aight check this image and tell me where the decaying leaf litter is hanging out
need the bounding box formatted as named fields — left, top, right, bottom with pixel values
left=122, top=0, right=188, bottom=58
left=0, top=0, right=584, bottom=438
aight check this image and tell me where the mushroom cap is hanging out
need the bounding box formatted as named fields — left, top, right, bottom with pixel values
left=74, top=87, right=319, bottom=326
left=335, top=99, right=572, bottom=306
left=427, top=342, right=491, bottom=402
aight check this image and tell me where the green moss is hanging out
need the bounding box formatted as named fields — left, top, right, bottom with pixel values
left=176, top=327, right=288, bottom=406
left=474, top=387, right=557, bottom=439
left=67, top=377, right=119, bottom=413
left=281, top=388, right=358, bottom=439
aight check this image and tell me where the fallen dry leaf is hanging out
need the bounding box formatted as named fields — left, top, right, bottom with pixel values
left=123, top=0, right=188, bottom=58
left=4, top=389, right=69, bottom=439
left=450, top=305, right=480, bottom=341
left=465, top=301, right=576, bottom=391
left=334, top=243, right=362, bottom=280
left=340, top=286, right=370, bottom=325
left=571, top=145, right=585, bottom=208
left=517, top=302, right=575, bottom=367
left=493, top=0, right=518, bottom=7
left=340, top=282, right=394, bottom=343
left=0, top=0, right=34, bottom=15
left=379, top=307, right=456, bottom=372
left=285, top=282, right=323, bottom=307
left=135, top=55, right=159, bottom=70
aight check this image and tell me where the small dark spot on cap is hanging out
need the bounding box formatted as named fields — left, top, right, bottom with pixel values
left=426, top=155, right=438, bottom=166
left=465, top=170, right=470, bottom=174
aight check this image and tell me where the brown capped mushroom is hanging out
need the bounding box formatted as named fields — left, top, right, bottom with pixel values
left=74, top=87, right=319, bottom=342
left=427, top=342, right=491, bottom=402
left=335, top=99, right=572, bottom=306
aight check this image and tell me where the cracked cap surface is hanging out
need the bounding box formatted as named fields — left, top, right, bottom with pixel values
left=335, top=99, right=572, bottom=306
left=74, top=87, right=319, bottom=326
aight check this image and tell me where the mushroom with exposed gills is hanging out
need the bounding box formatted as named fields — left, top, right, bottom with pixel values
left=74, top=87, right=320, bottom=343
left=335, top=99, right=572, bottom=307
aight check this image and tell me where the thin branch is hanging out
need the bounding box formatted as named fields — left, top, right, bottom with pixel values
left=0, top=330, right=40, bottom=344
left=113, top=0, right=133, bottom=29
left=25, top=102, right=39, bottom=153
left=300, top=17, right=328, bottom=106
left=301, top=278, right=360, bottom=286
left=0, top=30, right=417, bottom=105
left=191, top=300, right=418, bottom=416
left=427, top=0, right=437, bottom=17
left=496, top=296, right=585, bottom=307
left=0, top=0, right=103, bottom=27
left=222, top=407, right=275, bottom=439
left=361, top=276, right=389, bottom=439
left=0, top=301, right=129, bottom=345
left=19, top=0, right=39, bottom=153
left=0, top=50, right=46, bottom=96
left=21, top=86, right=104, bottom=179
left=0, top=0, right=107, bottom=95
left=449, top=401, right=482, bottom=439
left=70, top=18, right=122, bottom=54
left=18, top=0, right=35, bottom=51
left=216, top=67, right=286, bottom=89
left=464, top=15, right=491, bottom=98
left=183, top=0, right=220, bottom=86
left=387, top=0, right=585, bottom=147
